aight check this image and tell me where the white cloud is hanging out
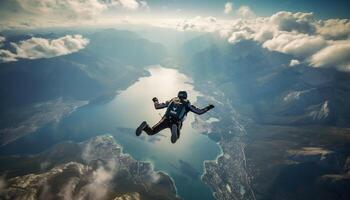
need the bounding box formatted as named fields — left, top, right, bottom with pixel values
left=270, top=11, right=315, bottom=34
left=16, top=0, right=146, bottom=15
left=263, top=32, right=328, bottom=58
left=14, top=35, right=89, bottom=59
left=0, top=35, right=89, bottom=62
left=228, top=30, right=253, bottom=44
left=168, top=10, right=350, bottom=72
left=78, top=161, right=116, bottom=200
left=176, top=16, right=219, bottom=32
left=1, top=135, right=172, bottom=200
left=0, top=0, right=148, bottom=29
left=58, top=177, right=80, bottom=200
left=16, top=0, right=107, bottom=20
left=253, top=26, right=274, bottom=42
left=117, top=0, right=147, bottom=10
left=289, top=59, right=300, bottom=67
left=0, top=49, right=17, bottom=62
left=221, top=18, right=269, bottom=43
left=288, top=147, right=332, bottom=160
left=237, top=6, right=255, bottom=18
left=206, top=16, right=217, bottom=23
left=1, top=2, right=349, bottom=73
left=74, top=136, right=120, bottom=200
left=310, top=40, right=350, bottom=71
left=110, top=0, right=148, bottom=11
left=224, top=2, right=233, bottom=14
left=316, top=19, right=350, bottom=39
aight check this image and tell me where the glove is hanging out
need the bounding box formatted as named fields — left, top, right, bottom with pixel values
left=207, top=104, right=215, bottom=110
left=152, top=97, right=158, bottom=102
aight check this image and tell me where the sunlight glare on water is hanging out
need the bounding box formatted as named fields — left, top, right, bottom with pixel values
left=107, top=65, right=203, bottom=156
left=93, top=65, right=220, bottom=200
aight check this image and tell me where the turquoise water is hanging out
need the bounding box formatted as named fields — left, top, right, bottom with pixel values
left=2, top=66, right=221, bottom=200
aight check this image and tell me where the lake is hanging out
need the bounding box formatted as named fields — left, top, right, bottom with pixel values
left=1, top=66, right=221, bottom=200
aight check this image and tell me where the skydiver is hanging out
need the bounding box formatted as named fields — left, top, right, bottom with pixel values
left=135, top=91, right=214, bottom=143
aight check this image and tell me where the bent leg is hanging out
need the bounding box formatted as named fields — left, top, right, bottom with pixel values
left=177, top=122, right=182, bottom=138
left=136, top=121, right=148, bottom=136
left=144, top=118, right=171, bottom=135
left=170, top=124, right=178, bottom=143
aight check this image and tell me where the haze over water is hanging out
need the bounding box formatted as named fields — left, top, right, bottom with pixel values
left=105, top=66, right=221, bottom=200
left=1, top=66, right=221, bottom=200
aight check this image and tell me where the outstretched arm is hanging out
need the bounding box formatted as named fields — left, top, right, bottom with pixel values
left=189, top=104, right=214, bottom=115
left=152, top=97, right=170, bottom=109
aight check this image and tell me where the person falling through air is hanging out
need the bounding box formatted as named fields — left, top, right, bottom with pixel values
left=136, top=91, right=214, bottom=143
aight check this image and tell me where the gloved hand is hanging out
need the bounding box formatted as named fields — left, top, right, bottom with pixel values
left=207, top=104, right=215, bottom=110
left=152, top=97, right=158, bottom=102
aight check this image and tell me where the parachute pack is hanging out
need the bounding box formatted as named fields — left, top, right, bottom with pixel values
left=165, top=98, right=188, bottom=120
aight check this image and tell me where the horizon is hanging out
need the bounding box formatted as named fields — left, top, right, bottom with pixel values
left=0, top=1, right=350, bottom=200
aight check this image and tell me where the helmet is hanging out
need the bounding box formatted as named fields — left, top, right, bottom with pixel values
left=178, top=91, right=187, bottom=99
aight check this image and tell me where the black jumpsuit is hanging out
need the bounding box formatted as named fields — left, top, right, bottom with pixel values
left=143, top=97, right=210, bottom=136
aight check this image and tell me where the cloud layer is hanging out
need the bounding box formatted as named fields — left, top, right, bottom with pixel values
left=310, top=41, right=350, bottom=71
left=1, top=1, right=349, bottom=72
left=237, top=6, right=255, bottom=18
left=174, top=10, right=350, bottom=72
left=0, top=35, right=89, bottom=62
left=0, top=0, right=148, bottom=29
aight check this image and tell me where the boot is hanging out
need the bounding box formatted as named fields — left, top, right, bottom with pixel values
left=136, top=121, right=147, bottom=136
left=171, top=124, right=178, bottom=143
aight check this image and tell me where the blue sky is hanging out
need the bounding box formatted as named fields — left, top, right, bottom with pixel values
left=146, top=0, right=350, bottom=19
